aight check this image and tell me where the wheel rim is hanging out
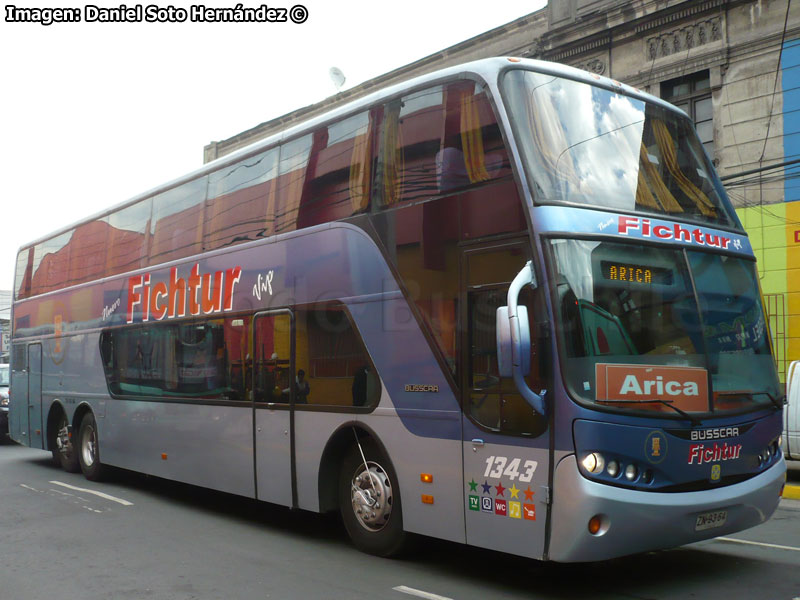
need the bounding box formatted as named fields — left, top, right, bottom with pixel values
left=56, top=418, right=73, bottom=461
left=81, top=423, right=96, bottom=468
left=349, top=461, right=393, bottom=532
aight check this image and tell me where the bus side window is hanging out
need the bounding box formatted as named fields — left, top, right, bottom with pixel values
left=467, top=288, right=548, bottom=436
left=149, top=177, right=208, bottom=266
left=378, top=81, right=510, bottom=208
left=11, top=344, right=27, bottom=372
left=253, top=313, right=292, bottom=403
left=14, top=247, right=32, bottom=300
left=100, top=318, right=250, bottom=401
left=205, top=148, right=280, bottom=250
left=296, top=110, right=378, bottom=228
left=106, top=200, right=151, bottom=277
left=293, top=303, right=380, bottom=409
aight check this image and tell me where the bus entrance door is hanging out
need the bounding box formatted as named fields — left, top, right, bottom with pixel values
left=28, top=343, right=44, bottom=449
left=9, top=346, right=28, bottom=444
left=252, top=310, right=296, bottom=507
left=460, top=242, right=549, bottom=560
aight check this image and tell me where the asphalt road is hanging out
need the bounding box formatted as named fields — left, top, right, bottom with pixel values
left=1, top=441, right=799, bottom=600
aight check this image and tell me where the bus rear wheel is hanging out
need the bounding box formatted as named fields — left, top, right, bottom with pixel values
left=77, top=413, right=105, bottom=481
left=53, top=413, right=80, bottom=473
left=338, top=439, right=406, bottom=557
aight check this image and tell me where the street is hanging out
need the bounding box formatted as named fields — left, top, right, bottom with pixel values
left=1, top=441, right=798, bottom=600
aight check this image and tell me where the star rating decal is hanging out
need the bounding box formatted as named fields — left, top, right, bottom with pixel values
left=465, top=478, right=537, bottom=523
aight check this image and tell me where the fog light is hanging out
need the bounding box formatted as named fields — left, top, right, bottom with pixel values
left=606, top=460, right=619, bottom=477
left=624, top=464, right=638, bottom=481
left=588, top=515, right=603, bottom=535
left=581, top=452, right=605, bottom=474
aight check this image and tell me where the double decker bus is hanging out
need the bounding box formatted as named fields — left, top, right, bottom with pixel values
left=9, top=57, right=786, bottom=562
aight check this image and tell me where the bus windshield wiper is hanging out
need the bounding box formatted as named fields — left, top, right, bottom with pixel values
left=757, top=392, right=785, bottom=410
left=597, top=398, right=702, bottom=426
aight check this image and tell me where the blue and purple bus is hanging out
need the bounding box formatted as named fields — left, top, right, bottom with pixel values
left=9, top=57, right=786, bottom=561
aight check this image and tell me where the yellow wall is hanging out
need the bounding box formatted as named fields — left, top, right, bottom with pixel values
left=737, top=202, right=796, bottom=382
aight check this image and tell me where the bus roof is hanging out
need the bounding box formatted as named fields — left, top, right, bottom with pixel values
left=19, top=56, right=682, bottom=252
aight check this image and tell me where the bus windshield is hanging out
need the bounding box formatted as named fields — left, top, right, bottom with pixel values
left=548, top=239, right=780, bottom=416
left=503, top=69, right=737, bottom=229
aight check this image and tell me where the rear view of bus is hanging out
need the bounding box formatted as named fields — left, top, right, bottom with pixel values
left=499, top=63, right=785, bottom=561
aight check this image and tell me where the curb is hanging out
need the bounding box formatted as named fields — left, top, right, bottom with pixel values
left=784, top=484, right=800, bottom=501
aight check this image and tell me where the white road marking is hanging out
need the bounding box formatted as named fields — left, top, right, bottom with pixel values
left=19, top=484, right=42, bottom=493
left=50, top=488, right=80, bottom=498
left=714, top=537, right=800, bottom=552
left=393, top=586, right=453, bottom=600
left=49, top=481, right=133, bottom=506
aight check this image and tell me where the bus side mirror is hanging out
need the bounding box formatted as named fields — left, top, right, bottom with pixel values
left=496, top=260, right=546, bottom=417
left=497, top=305, right=530, bottom=378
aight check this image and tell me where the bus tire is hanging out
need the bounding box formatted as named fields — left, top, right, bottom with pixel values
left=53, top=412, right=80, bottom=473
left=338, top=439, right=406, bottom=557
left=77, top=412, right=105, bottom=481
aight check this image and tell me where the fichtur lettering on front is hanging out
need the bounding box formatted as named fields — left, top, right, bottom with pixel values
left=617, top=216, right=738, bottom=250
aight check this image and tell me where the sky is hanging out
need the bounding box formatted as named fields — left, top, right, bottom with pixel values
left=0, top=0, right=547, bottom=293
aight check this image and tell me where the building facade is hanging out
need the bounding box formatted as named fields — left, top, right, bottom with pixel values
left=204, top=0, right=800, bottom=382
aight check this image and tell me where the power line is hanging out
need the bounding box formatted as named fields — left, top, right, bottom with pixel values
left=759, top=0, right=793, bottom=164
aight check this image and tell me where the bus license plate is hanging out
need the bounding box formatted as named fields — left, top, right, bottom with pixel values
left=695, top=510, right=727, bottom=531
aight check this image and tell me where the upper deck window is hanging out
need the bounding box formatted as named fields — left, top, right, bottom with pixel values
left=13, top=79, right=511, bottom=302
left=377, top=81, right=511, bottom=207
left=502, top=69, right=736, bottom=229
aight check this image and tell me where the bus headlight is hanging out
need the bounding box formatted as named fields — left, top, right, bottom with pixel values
left=606, top=460, right=619, bottom=477
left=624, top=464, right=638, bottom=481
left=581, top=452, right=605, bottom=474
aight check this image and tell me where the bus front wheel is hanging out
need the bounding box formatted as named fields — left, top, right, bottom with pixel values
left=77, top=413, right=105, bottom=481
left=338, top=439, right=406, bottom=557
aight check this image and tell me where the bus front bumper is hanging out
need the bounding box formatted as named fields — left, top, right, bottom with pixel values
left=548, top=455, right=786, bottom=562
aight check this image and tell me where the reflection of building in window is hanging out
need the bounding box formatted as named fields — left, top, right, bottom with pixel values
left=662, top=71, right=713, bottom=158
left=253, top=314, right=291, bottom=403
left=306, top=307, right=365, bottom=378
left=295, top=304, right=380, bottom=407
